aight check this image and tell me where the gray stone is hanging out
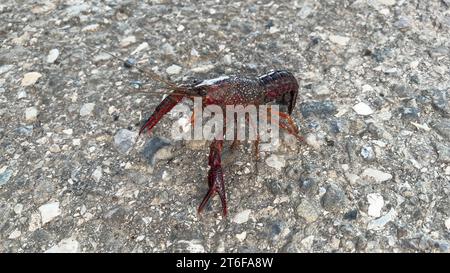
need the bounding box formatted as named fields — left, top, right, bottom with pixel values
left=296, top=199, right=320, bottom=223
left=298, top=176, right=318, bottom=196
left=321, top=183, right=346, bottom=211
left=433, top=119, right=450, bottom=140
left=435, top=142, right=450, bottom=163
left=432, top=90, right=449, bottom=116
left=80, top=103, right=95, bottom=116
left=114, top=129, right=138, bottom=154
left=394, top=16, right=412, bottom=30
left=299, top=101, right=337, bottom=118
left=0, top=168, right=13, bottom=186
left=142, top=137, right=172, bottom=166
left=361, top=145, right=375, bottom=161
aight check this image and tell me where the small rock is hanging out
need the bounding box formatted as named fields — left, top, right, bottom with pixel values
left=82, top=24, right=99, bottom=32
left=266, top=179, right=291, bottom=195
left=321, top=183, right=345, bottom=211
left=305, top=133, right=323, bottom=149
left=191, top=64, right=214, bottom=73
left=131, top=42, right=149, bottom=55
left=49, top=144, right=60, bottom=153
left=445, top=218, right=450, bottom=231
left=114, top=129, right=138, bottom=154
left=142, top=137, right=172, bottom=166
left=120, top=36, right=136, bottom=47
left=432, top=90, right=449, bottom=116
left=297, top=3, right=313, bottom=19
left=0, top=64, right=14, bottom=75
left=223, top=54, right=232, bottom=65
left=21, top=72, right=42, bottom=86
left=361, top=145, right=375, bottom=161
left=298, top=176, right=317, bottom=196
left=361, top=168, right=393, bottom=182
left=8, top=229, right=21, bottom=239
left=376, top=0, right=396, bottom=5
left=161, top=43, right=175, bottom=55
left=236, top=231, right=247, bottom=242
left=91, top=166, right=102, bottom=182
left=435, top=142, right=450, bottom=163
left=28, top=212, right=41, bottom=231
left=166, top=64, right=182, bottom=75
left=300, top=100, right=337, bottom=118
left=265, top=154, right=285, bottom=171
left=232, top=209, right=251, bottom=224
left=45, top=237, right=80, bottom=253
left=177, top=25, right=185, bottom=32
left=400, top=107, right=420, bottom=119
left=46, top=48, right=59, bottom=63
left=394, top=16, right=412, bottom=30
left=79, top=103, right=95, bottom=116
left=433, top=119, right=450, bottom=140
left=0, top=168, right=13, bottom=186
left=25, top=107, right=39, bottom=122
left=93, top=52, right=112, bottom=62
left=314, top=85, right=331, bottom=96
left=329, top=34, right=350, bottom=46
left=353, top=102, right=374, bottom=116
left=296, top=199, right=320, bottom=223
left=39, top=201, right=61, bottom=224
left=14, top=204, right=23, bottom=215
left=343, top=209, right=358, bottom=220
left=17, top=90, right=27, bottom=99
left=177, top=240, right=205, bottom=253
left=368, top=208, right=396, bottom=230
left=367, top=193, right=384, bottom=217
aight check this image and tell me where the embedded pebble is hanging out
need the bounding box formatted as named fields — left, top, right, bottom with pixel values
left=232, top=209, right=251, bottom=224
left=79, top=103, right=95, bottom=116
left=432, top=90, right=449, bottom=116
left=368, top=209, right=396, bottom=230
left=91, top=166, right=102, bottom=182
left=321, top=183, right=346, bottom=211
left=39, top=201, right=61, bottom=224
left=21, top=72, right=42, bottom=86
left=191, top=64, right=215, bottom=73
left=296, top=199, right=320, bottom=223
left=8, top=229, right=21, bottom=239
left=114, top=129, right=138, bottom=154
left=236, top=231, right=247, bottom=242
left=17, top=90, right=27, bottom=99
left=361, top=145, right=375, bottom=160
left=299, top=100, right=337, bottom=118
left=353, top=102, right=374, bottom=116
left=329, top=34, right=350, bottom=46
left=361, top=168, right=393, bottom=182
left=166, top=64, right=182, bottom=75
left=46, top=48, right=59, bottom=63
left=82, top=24, right=99, bottom=32
left=223, top=54, right=232, bottom=65
left=93, top=52, right=112, bottom=62
left=265, top=154, right=285, bottom=171
left=367, top=193, right=384, bottom=217
left=394, top=16, right=412, bottom=30
left=25, top=107, right=39, bottom=122
left=177, top=240, right=205, bottom=253
left=445, top=218, right=450, bottom=231
left=131, top=42, right=149, bottom=55
left=435, top=142, right=450, bottom=163
left=142, top=137, right=172, bottom=166
left=120, top=36, right=136, bottom=47
left=433, top=119, right=450, bottom=140
left=14, top=204, right=23, bottom=215
left=376, top=0, right=396, bottom=5
left=45, top=238, right=80, bottom=253
left=0, top=168, right=13, bottom=186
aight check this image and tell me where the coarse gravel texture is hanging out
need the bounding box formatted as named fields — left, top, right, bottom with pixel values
left=1, top=0, right=450, bottom=253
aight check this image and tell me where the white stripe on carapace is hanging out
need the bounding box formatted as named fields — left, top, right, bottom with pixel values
left=257, top=70, right=277, bottom=79
left=195, top=76, right=230, bottom=87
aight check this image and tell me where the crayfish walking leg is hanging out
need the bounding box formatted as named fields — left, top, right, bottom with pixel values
left=197, top=139, right=227, bottom=216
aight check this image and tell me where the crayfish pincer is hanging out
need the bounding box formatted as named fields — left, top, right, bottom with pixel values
left=138, top=70, right=303, bottom=216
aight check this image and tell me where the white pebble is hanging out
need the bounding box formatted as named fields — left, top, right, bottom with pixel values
left=376, top=0, right=396, bottom=6
left=361, top=168, right=393, bottom=183
left=39, top=201, right=61, bottom=224
left=17, top=90, right=27, bottom=99
left=352, top=102, right=374, bottom=116
left=329, top=35, right=350, bottom=46
left=8, top=229, right=21, bottom=239
left=223, top=54, right=232, bottom=65
left=367, top=193, right=384, bottom=217
left=120, top=36, right=136, bottom=47
left=445, top=218, right=450, bottom=231
left=232, top=209, right=251, bottom=224
left=46, top=48, right=59, bottom=63
left=25, top=107, right=39, bottom=122
left=14, top=204, right=23, bottom=215
left=131, top=42, right=149, bottom=55
left=91, top=166, right=102, bottom=182
left=191, top=64, right=214, bottom=73
left=63, top=128, right=73, bottom=135
left=166, top=64, right=182, bottom=75
left=177, top=25, right=185, bottom=32
left=45, top=237, right=80, bottom=253
left=80, top=103, right=95, bottom=116
left=368, top=208, right=396, bottom=230
left=265, top=154, right=285, bottom=171
left=21, top=72, right=42, bottom=86
left=235, top=231, right=247, bottom=242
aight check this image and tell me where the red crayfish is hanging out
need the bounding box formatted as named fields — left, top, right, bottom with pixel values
left=90, top=46, right=303, bottom=216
